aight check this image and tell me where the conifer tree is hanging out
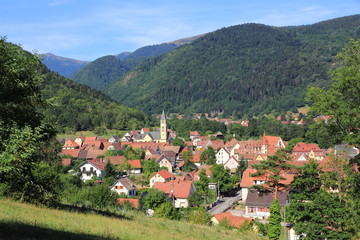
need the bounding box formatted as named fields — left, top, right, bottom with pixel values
left=268, top=199, right=281, bottom=240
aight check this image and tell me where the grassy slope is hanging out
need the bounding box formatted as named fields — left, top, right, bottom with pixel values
left=0, top=199, right=260, bottom=240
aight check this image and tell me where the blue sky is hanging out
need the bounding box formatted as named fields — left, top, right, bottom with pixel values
left=1, top=0, right=359, bottom=61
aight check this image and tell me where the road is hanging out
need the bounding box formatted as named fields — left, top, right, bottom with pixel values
left=208, top=191, right=242, bottom=215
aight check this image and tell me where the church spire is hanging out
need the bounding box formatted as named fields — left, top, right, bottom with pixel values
left=161, top=109, right=166, bottom=120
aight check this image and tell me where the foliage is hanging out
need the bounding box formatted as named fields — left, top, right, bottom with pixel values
left=0, top=38, right=60, bottom=205
left=170, top=138, right=186, bottom=148
left=72, top=55, right=129, bottom=90
left=210, top=164, right=233, bottom=194
left=268, top=199, right=281, bottom=240
left=251, top=151, right=296, bottom=199
left=200, top=147, right=216, bottom=165
left=74, top=183, right=117, bottom=210
left=287, top=158, right=359, bottom=239
left=184, top=208, right=211, bottom=225
left=102, top=161, right=116, bottom=179
left=39, top=63, right=151, bottom=132
left=142, top=159, right=159, bottom=179
left=153, top=200, right=178, bottom=220
left=139, top=188, right=168, bottom=212
left=105, top=15, right=360, bottom=116
left=306, top=38, right=360, bottom=146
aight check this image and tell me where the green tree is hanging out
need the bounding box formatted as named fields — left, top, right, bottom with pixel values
left=171, top=138, right=186, bottom=148
left=154, top=200, right=178, bottom=220
left=185, top=208, right=211, bottom=225
left=211, top=164, right=233, bottom=194
left=140, top=188, right=168, bottom=211
left=200, top=147, right=216, bottom=165
left=268, top=199, right=281, bottom=240
left=307, top=38, right=360, bottom=146
left=0, top=38, right=59, bottom=205
left=287, top=159, right=357, bottom=239
left=251, top=151, right=295, bottom=199
left=143, top=159, right=159, bottom=179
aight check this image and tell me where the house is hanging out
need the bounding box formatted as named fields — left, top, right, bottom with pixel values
left=149, top=169, right=175, bottom=187
left=153, top=179, right=196, bottom=208
left=108, top=135, right=120, bottom=143
left=62, top=139, right=79, bottom=149
left=128, top=159, right=142, bottom=174
left=245, top=191, right=288, bottom=218
left=59, top=148, right=80, bottom=158
left=74, top=136, right=85, bottom=147
left=240, top=168, right=294, bottom=202
left=211, top=212, right=252, bottom=228
left=292, top=142, right=325, bottom=160
left=334, top=144, right=359, bottom=159
left=216, top=147, right=231, bottom=165
left=103, top=156, right=126, bottom=165
left=156, top=156, right=173, bottom=173
left=223, top=156, right=239, bottom=174
left=189, top=131, right=201, bottom=140
left=111, top=177, right=136, bottom=196
left=79, top=159, right=106, bottom=182
left=117, top=198, right=139, bottom=209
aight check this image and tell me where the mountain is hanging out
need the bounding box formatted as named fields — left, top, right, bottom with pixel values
left=40, top=53, right=89, bottom=78
left=71, top=35, right=203, bottom=90
left=104, top=15, right=360, bottom=116
left=71, top=55, right=129, bottom=90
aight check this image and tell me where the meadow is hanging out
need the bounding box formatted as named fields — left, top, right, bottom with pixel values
left=0, top=198, right=261, bottom=240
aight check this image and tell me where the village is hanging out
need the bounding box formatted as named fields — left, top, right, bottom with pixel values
left=58, top=110, right=359, bottom=237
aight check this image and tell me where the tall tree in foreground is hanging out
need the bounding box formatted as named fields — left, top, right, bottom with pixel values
left=306, top=38, right=360, bottom=147
left=268, top=199, right=281, bottom=240
left=251, top=151, right=295, bottom=199
left=0, top=38, right=59, bottom=205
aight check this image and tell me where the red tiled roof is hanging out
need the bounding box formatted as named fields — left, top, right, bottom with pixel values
left=153, top=179, right=193, bottom=198
left=129, top=159, right=141, bottom=168
left=87, top=159, right=106, bottom=171
left=240, top=168, right=294, bottom=188
left=192, top=154, right=201, bottom=163
left=104, top=156, right=126, bottom=165
left=153, top=169, right=175, bottom=180
left=61, top=158, right=71, bottom=166
left=213, top=212, right=252, bottom=228
left=59, top=149, right=80, bottom=158
left=293, top=142, right=323, bottom=153
left=190, top=131, right=200, bottom=136
left=117, top=198, right=139, bottom=209
left=63, top=139, right=79, bottom=148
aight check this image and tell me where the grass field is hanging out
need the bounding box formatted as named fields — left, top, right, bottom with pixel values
left=0, top=198, right=262, bottom=240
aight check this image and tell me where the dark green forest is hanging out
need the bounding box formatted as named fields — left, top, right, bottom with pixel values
left=71, top=43, right=182, bottom=90
left=104, top=15, right=360, bottom=116
left=40, top=65, right=151, bottom=132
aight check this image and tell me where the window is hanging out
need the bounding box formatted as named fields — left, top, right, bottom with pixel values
left=90, top=167, right=93, bottom=172
left=249, top=207, right=254, bottom=213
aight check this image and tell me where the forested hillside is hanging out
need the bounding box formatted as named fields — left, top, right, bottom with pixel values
left=40, top=53, right=89, bottom=78
left=71, top=36, right=203, bottom=91
left=71, top=55, right=129, bottom=90
left=105, top=15, right=360, bottom=116
left=40, top=64, right=151, bottom=132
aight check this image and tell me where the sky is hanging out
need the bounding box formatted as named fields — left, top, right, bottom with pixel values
left=1, top=0, right=359, bottom=61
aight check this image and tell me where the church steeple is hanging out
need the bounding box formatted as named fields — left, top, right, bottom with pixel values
left=160, top=110, right=167, bottom=142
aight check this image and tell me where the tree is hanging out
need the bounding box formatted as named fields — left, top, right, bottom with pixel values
left=268, top=199, right=281, bottom=240
left=171, top=138, right=186, bottom=148
left=0, top=38, right=59, bottom=205
left=185, top=208, right=211, bottom=225
left=211, top=164, right=233, bottom=194
left=102, top=161, right=116, bottom=179
left=200, top=147, right=216, bottom=165
left=307, top=39, right=360, bottom=146
left=154, top=200, right=178, bottom=220
left=287, top=159, right=358, bottom=239
left=140, top=188, right=168, bottom=212
left=251, top=151, right=295, bottom=199
left=143, top=159, right=159, bottom=179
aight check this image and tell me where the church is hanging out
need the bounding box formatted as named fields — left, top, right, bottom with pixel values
left=135, top=110, right=170, bottom=143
